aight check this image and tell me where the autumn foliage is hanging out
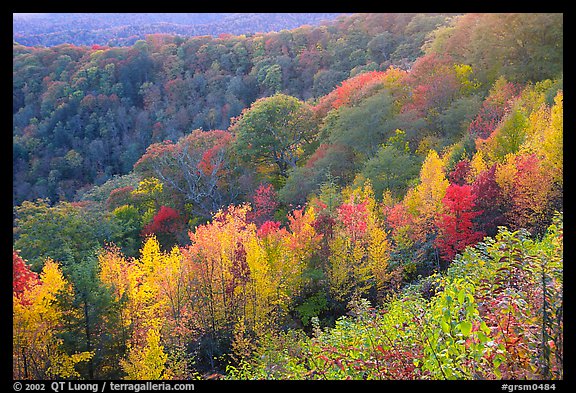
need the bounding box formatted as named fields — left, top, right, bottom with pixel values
left=142, top=206, right=184, bottom=238
left=12, top=12, right=562, bottom=381
left=13, top=250, right=39, bottom=296
left=247, top=183, right=279, bottom=226
left=435, top=184, right=485, bottom=262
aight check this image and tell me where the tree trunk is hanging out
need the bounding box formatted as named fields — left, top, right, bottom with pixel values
left=83, top=299, right=94, bottom=379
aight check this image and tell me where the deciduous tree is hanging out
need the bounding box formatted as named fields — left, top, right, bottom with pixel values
left=134, top=130, right=239, bottom=219
left=230, top=93, right=317, bottom=179
left=327, top=183, right=391, bottom=305
left=13, top=250, right=39, bottom=296
left=13, top=259, right=93, bottom=379
left=435, top=184, right=485, bottom=262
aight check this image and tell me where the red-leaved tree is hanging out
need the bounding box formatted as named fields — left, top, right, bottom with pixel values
left=336, top=200, right=369, bottom=242
left=313, top=71, right=388, bottom=117
left=403, top=53, right=460, bottom=117
left=435, top=184, right=485, bottom=263
left=468, top=78, right=520, bottom=139
left=247, top=183, right=279, bottom=227
left=471, top=164, right=507, bottom=237
left=448, top=159, right=471, bottom=186
left=142, top=206, right=185, bottom=248
left=13, top=250, right=39, bottom=297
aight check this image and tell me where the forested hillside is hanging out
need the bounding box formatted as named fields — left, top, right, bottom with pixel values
left=13, top=12, right=563, bottom=381
left=13, top=13, right=346, bottom=47
left=13, top=13, right=456, bottom=205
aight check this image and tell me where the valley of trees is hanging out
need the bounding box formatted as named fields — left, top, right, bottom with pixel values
left=13, top=13, right=347, bottom=48
left=13, top=12, right=458, bottom=205
left=13, top=12, right=563, bottom=381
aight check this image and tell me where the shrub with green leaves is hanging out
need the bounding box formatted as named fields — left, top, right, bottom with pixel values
left=225, top=213, right=562, bottom=380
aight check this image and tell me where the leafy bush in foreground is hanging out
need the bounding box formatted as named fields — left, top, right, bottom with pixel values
left=226, top=213, right=562, bottom=380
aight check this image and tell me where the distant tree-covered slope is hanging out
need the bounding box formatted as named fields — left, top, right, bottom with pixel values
left=13, top=13, right=347, bottom=47
left=13, top=12, right=457, bottom=205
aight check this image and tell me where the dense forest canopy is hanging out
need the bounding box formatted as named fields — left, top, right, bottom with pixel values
left=13, top=12, right=460, bottom=205
left=13, top=12, right=563, bottom=381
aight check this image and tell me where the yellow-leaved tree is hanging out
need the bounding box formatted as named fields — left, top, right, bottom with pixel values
left=521, top=90, right=563, bottom=187
left=99, top=237, right=191, bottom=379
left=180, top=204, right=322, bottom=368
left=327, top=182, right=392, bottom=305
left=120, top=323, right=169, bottom=380
left=13, top=259, right=93, bottom=379
left=404, top=149, right=449, bottom=242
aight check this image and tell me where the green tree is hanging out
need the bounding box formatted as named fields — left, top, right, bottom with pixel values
left=110, top=204, right=144, bottom=257
left=279, top=143, right=357, bottom=206
left=231, top=93, right=318, bottom=179
left=326, top=89, right=397, bottom=159
left=430, top=13, right=563, bottom=85
left=13, top=200, right=114, bottom=271
left=59, top=255, right=122, bottom=379
left=359, top=130, right=421, bottom=199
left=477, top=105, right=528, bottom=163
